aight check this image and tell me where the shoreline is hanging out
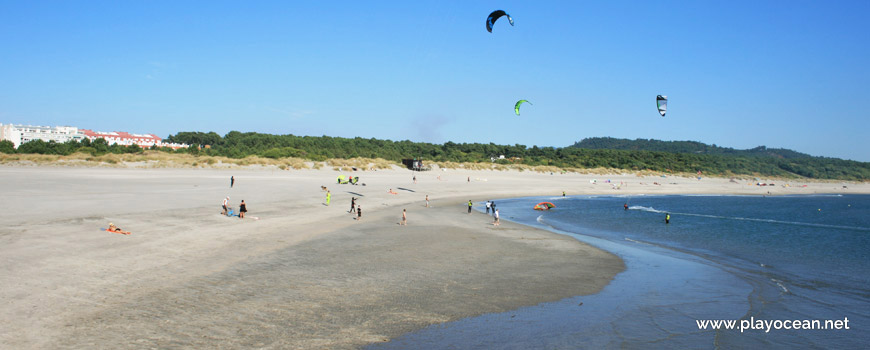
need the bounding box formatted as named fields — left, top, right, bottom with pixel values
left=388, top=192, right=870, bottom=348
left=2, top=166, right=868, bottom=348
left=1, top=166, right=626, bottom=349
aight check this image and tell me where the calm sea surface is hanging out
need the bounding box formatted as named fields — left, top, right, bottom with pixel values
left=369, top=194, right=870, bottom=349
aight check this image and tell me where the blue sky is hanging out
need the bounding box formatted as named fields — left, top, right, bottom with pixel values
left=2, top=1, right=868, bottom=161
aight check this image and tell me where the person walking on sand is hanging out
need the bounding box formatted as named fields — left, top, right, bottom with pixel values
left=491, top=201, right=496, bottom=213
left=493, top=209, right=500, bottom=226
left=349, top=197, right=356, bottom=213
left=357, top=206, right=362, bottom=221
left=326, top=190, right=331, bottom=206
left=425, top=195, right=429, bottom=208
left=401, top=209, right=407, bottom=225
left=468, top=200, right=473, bottom=214
left=231, top=176, right=234, bottom=188
left=467, top=176, right=470, bottom=183
left=222, top=196, right=230, bottom=215
left=413, top=175, right=417, bottom=184
left=239, top=200, right=247, bottom=219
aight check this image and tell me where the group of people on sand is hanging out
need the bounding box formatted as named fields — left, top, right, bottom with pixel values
left=349, top=197, right=362, bottom=221
left=224, top=176, right=248, bottom=218
left=110, top=175, right=250, bottom=236
left=221, top=196, right=248, bottom=218
left=214, top=176, right=248, bottom=219
left=472, top=200, right=499, bottom=225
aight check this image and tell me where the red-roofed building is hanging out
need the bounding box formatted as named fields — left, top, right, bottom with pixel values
left=80, top=129, right=187, bottom=149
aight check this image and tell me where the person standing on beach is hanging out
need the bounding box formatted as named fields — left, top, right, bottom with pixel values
left=357, top=206, right=362, bottom=221
left=485, top=201, right=491, bottom=214
left=413, top=175, right=417, bottom=184
left=326, top=190, right=331, bottom=206
left=221, top=196, right=230, bottom=215
left=425, top=195, right=429, bottom=208
left=239, top=200, right=247, bottom=219
left=491, top=201, right=496, bottom=213
left=468, top=200, right=473, bottom=214
left=401, top=209, right=407, bottom=225
left=467, top=176, right=470, bottom=183
left=493, top=209, right=500, bottom=226
left=231, top=176, right=234, bottom=188
left=349, top=197, right=356, bottom=213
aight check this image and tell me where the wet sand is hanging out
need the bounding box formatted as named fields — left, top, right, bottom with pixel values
left=1, top=166, right=865, bottom=349
left=0, top=166, right=624, bottom=349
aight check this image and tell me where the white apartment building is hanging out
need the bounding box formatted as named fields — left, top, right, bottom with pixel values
left=1, top=122, right=189, bottom=150
left=0, top=123, right=85, bottom=148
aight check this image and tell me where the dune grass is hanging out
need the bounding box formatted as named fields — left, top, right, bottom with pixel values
left=1, top=152, right=838, bottom=183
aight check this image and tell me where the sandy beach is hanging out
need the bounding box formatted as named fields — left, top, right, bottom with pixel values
left=1, top=165, right=867, bottom=349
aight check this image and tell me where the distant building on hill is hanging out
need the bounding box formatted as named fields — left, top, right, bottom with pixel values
left=0, top=123, right=187, bottom=149
left=0, top=123, right=85, bottom=148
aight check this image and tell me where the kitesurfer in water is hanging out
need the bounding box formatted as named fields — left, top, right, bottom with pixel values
left=624, top=203, right=629, bottom=211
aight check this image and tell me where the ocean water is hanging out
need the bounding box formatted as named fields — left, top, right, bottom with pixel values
left=369, top=194, right=870, bottom=349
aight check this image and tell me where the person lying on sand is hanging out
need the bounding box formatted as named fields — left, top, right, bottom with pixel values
left=388, top=189, right=398, bottom=195
left=107, top=223, right=131, bottom=235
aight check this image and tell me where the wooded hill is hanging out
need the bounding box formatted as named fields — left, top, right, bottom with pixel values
left=571, top=137, right=813, bottom=159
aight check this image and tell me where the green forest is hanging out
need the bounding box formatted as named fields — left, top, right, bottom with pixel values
left=3, top=132, right=869, bottom=181
left=571, top=137, right=814, bottom=159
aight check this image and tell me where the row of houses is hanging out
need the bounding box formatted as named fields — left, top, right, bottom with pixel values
left=0, top=123, right=188, bottom=150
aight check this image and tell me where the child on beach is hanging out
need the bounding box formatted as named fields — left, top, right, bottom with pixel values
left=493, top=209, right=500, bottom=226
left=401, top=209, right=407, bottom=225
left=357, top=206, right=362, bottom=221
left=425, top=195, right=429, bottom=208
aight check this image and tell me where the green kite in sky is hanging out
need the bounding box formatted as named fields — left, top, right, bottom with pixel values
left=515, top=99, right=532, bottom=116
